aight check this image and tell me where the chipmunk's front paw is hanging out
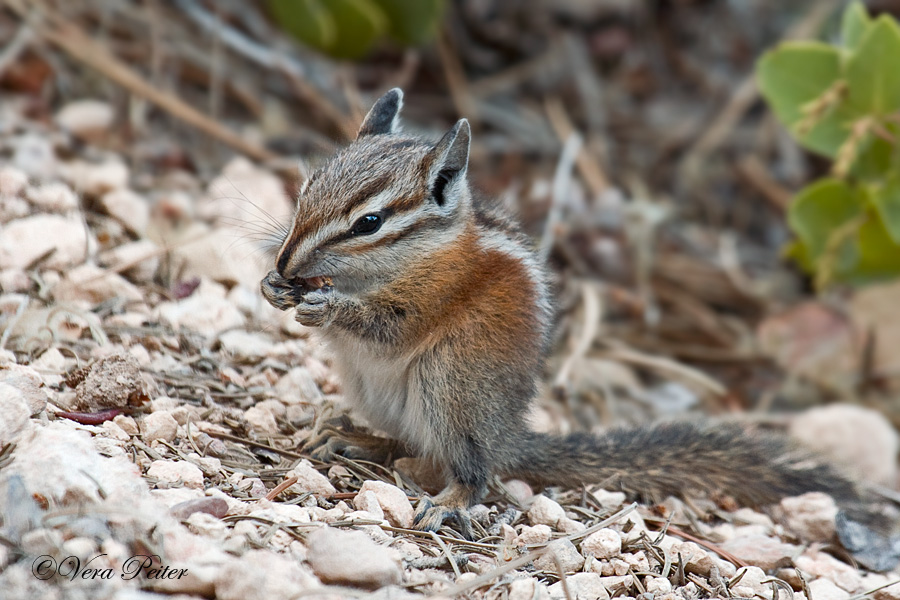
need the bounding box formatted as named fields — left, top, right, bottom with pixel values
left=413, top=497, right=475, bottom=540
left=294, top=290, right=336, bottom=327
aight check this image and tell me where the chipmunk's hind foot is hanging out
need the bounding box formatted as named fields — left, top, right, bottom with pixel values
left=413, top=484, right=476, bottom=540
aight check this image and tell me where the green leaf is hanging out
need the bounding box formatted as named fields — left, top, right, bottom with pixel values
left=325, top=0, right=389, bottom=60
left=757, top=42, right=853, bottom=157
left=268, top=0, right=337, bottom=52
left=841, top=1, right=872, bottom=50
left=372, top=0, right=444, bottom=45
left=845, top=17, right=900, bottom=115
left=854, top=207, right=900, bottom=282
left=871, top=176, right=900, bottom=244
left=788, top=178, right=864, bottom=275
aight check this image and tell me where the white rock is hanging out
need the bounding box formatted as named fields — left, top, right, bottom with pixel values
left=99, top=239, right=160, bottom=282
left=147, top=460, right=204, bottom=489
left=670, top=541, right=715, bottom=576
left=172, top=223, right=267, bottom=290
left=582, top=528, right=622, bottom=559
left=244, top=406, right=278, bottom=434
left=356, top=480, right=414, bottom=528
left=11, top=133, right=58, bottom=179
left=0, top=214, right=95, bottom=269
left=0, top=364, right=48, bottom=414
left=548, top=572, right=609, bottom=600
left=275, top=367, right=323, bottom=405
left=156, top=283, right=245, bottom=337
left=779, top=492, right=838, bottom=542
left=186, top=511, right=228, bottom=541
left=509, top=577, right=550, bottom=600
left=53, top=263, right=143, bottom=304
left=720, top=535, right=800, bottom=571
left=141, top=411, right=178, bottom=442
left=25, top=182, right=79, bottom=212
left=114, top=415, right=139, bottom=435
left=61, top=159, right=129, bottom=196
left=534, top=539, right=584, bottom=573
left=0, top=269, right=30, bottom=292
left=516, top=524, right=553, bottom=545
left=559, top=517, right=586, bottom=534
left=646, top=577, right=672, bottom=594
left=528, top=494, right=567, bottom=528
left=0, top=386, right=31, bottom=445
left=4, top=422, right=146, bottom=505
left=734, top=566, right=771, bottom=596
left=288, top=460, right=335, bottom=495
left=353, top=490, right=385, bottom=521
left=219, top=330, right=273, bottom=362
left=504, top=479, right=534, bottom=504
left=802, top=578, right=850, bottom=600
left=790, top=404, right=899, bottom=487
left=201, top=157, right=293, bottom=229
left=0, top=166, right=28, bottom=196
left=795, top=549, right=863, bottom=593
left=214, top=549, right=319, bottom=599
left=56, top=99, right=115, bottom=137
left=100, top=188, right=150, bottom=236
left=306, top=526, right=401, bottom=588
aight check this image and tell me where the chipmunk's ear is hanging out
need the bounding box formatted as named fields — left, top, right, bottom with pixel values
left=426, top=118, right=470, bottom=207
left=357, top=88, right=403, bottom=138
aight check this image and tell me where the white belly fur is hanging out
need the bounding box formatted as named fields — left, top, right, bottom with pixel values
left=326, top=333, right=434, bottom=457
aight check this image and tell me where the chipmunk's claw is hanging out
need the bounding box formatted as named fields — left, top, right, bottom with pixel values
left=413, top=497, right=475, bottom=540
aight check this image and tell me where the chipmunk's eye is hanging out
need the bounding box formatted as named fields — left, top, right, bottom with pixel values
left=351, top=213, right=382, bottom=236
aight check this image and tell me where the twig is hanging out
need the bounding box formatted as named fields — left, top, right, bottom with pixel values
left=434, top=546, right=549, bottom=597
left=600, top=345, right=728, bottom=398
left=544, top=97, right=610, bottom=196
left=735, top=155, right=794, bottom=212
left=540, top=131, right=581, bottom=260
left=429, top=531, right=463, bottom=580
left=7, top=2, right=279, bottom=163
left=0, top=20, right=33, bottom=77
left=264, top=476, right=299, bottom=501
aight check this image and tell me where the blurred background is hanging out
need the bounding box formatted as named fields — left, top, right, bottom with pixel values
left=1, top=0, right=899, bottom=444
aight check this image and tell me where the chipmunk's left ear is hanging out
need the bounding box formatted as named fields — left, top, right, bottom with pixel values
left=425, top=118, right=470, bottom=208
left=357, top=88, right=403, bottom=138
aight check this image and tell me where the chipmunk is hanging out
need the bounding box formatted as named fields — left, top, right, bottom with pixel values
left=260, top=88, right=864, bottom=539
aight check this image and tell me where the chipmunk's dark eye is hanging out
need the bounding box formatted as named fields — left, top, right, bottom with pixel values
left=351, top=213, right=382, bottom=236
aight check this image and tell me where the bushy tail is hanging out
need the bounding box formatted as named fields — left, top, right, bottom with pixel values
left=502, top=421, right=861, bottom=506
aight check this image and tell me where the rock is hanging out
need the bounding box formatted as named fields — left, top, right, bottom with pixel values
left=0, top=387, right=31, bottom=445
left=779, top=492, right=838, bottom=542
left=61, top=159, right=129, bottom=196
left=516, top=524, right=552, bottom=545
left=11, top=133, right=59, bottom=180
left=147, top=460, right=204, bottom=489
left=214, top=549, right=319, bottom=599
left=354, top=490, right=385, bottom=521
left=306, top=526, right=401, bottom=588
left=3, top=421, right=146, bottom=505
left=0, top=364, right=48, bottom=414
left=75, top=353, right=146, bottom=410
left=141, top=411, right=178, bottom=442
left=200, top=157, right=293, bottom=229
left=582, top=529, right=622, bottom=559
left=156, top=279, right=246, bottom=337
left=559, top=517, right=586, bottom=534
left=0, top=166, right=28, bottom=196
left=100, top=189, right=150, bottom=236
left=288, top=460, right=336, bottom=496
left=795, top=549, right=863, bottom=593
left=720, top=535, right=800, bottom=571
left=275, top=367, right=323, bottom=405
left=504, top=479, right=534, bottom=504
left=56, top=99, right=115, bottom=139
left=219, top=330, right=273, bottom=362
left=53, top=263, right=143, bottom=305
left=99, top=239, right=160, bottom=283
left=534, top=539, right=584, bottom=573
left=802, top=578, right=850, bottom=600
left=528, top=494, right=567, bottom=528
left=509, top=577, right=550, bottom=600
left=0, top=193, right=30, bottom=223
left=0, top=269, right=30, bottom=292
left=548, top=572, right=609, bottom=600
left=670, top=541, right=715, bottom=576
left=0, top=214, right=95, bottom=270
left=113, top=415, right=139, bottom=435
left=244, top=406, right=279, bottom=434
left=356, top=480, right=414, bottom=528
left=790, top=404, right=899, bottom=488
left=25, top=182, right=79, bottom=212
left=172, top=223, right=267, bottom=290
left=646, top=577, right=673, bottom=594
